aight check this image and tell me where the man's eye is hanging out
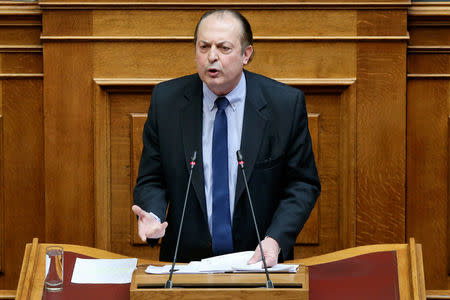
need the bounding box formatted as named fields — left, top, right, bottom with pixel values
left=222, top=46, right=231, bottom=51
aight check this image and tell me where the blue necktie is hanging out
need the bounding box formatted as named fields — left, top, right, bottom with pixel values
left=212, top=97, right=234, bottom=255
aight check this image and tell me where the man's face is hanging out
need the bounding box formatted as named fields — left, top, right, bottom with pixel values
left=195, top=13, right=253, bottom=96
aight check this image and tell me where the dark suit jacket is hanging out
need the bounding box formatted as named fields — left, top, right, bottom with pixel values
left=134, top=70, right=321, bottom=262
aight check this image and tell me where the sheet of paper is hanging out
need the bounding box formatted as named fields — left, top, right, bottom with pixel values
left=232, top=263, right=299, bottom=273
left=71, top=258, right=137, bottom=284
left=145, top=251, right=299, bottom=274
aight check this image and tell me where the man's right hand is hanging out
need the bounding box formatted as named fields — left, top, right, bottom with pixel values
left=131, top=205, right=168, bottom=242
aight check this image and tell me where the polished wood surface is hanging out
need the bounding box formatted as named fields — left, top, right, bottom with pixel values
left=0, top=1, right=44, bottom=289
left=297, top=238, right=426, bottom=300
left=16, top=238, right=135, bottom=300
left=131, top=265, right=308, bottom=299
left=14, top=238, right=426, bottom=300
left=0, top=115, right=3, bottom=273
left=407, top=2, right=450, bottom=288
left=1, top=0, right=449, bottom=291
left=0, top=290, right=15, bottom=300
left=39, top=6, right=408, bottom=272
left=427, top=290, right=450, bottom=300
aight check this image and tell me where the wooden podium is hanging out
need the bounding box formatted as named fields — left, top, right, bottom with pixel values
left=130, top=264, right=308, bottom=299
left=15, top=238, right=426, bottom=300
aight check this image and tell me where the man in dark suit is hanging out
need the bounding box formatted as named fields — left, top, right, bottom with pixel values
left=132, top=9, right=320, bottom=266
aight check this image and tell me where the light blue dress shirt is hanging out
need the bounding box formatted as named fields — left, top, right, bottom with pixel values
left=202, top=72, right=246, bottom=234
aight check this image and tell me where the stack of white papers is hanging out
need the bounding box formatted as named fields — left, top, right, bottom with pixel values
left=145, top=251, right=299, bottom=274
left=71, top=258, right=137, bottom=284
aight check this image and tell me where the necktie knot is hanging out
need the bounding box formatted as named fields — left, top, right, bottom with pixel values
left=215, top=97, right=229, bottom=111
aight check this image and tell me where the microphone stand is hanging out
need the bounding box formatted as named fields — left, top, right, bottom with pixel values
left=165, top=151, right=197, bottom=289
left=236, top=150, right=274, bottom=288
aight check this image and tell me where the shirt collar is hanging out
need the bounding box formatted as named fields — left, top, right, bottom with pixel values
left=203, top=72, right=246, bottom=112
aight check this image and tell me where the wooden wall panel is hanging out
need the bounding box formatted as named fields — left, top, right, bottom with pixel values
left=408, top=3, right=450, bottom=289
left=8, top=0, right=446, bottom=290
left=90, top=41, right=357, bottom=79
left=45, top=5, right=406, bottom=265
left=295, top=89, right=356, bottom=258
left=42, top=11, right=92, bottom=36
left=357, top=10, right=406, bottom=36
left=0, top=78, right=44, bottom=289
left=356, top=10, right=406, bottom=247
left=127, top=112, right=321, bottom=247
left=88, top=10, right=359, bottom=37
left=43, top=42, right=95, bottom=245
left=409, top=27, right=450, bottom=46
left=96, top=82, right=354, bottom=262
left=407, top=79, right=449, bottom=289
left=0, top=2, right=43, bottom=289
left=356, top=41, right=406, bottom=245
left=0, top=114, right=3, bottom=273
left=110, top=92, right=160, bottom=259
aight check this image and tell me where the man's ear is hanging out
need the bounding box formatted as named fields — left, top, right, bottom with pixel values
left=243, top=45, right=253, bottom=65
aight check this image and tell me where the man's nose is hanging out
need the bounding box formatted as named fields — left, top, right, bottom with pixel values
left=208, top=46, right=218, bottom=62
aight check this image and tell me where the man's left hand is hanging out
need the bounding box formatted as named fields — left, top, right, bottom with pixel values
left=247, top=236, right=279, bottom=267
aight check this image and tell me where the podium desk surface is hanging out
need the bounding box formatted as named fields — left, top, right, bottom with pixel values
left=15, top=238, right=426, bottom=300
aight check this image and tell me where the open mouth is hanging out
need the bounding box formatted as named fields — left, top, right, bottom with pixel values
left=207, top=68, right=220, bottom=76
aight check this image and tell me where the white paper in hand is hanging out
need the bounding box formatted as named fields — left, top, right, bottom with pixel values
left=144, top=251, right=299, bottom=274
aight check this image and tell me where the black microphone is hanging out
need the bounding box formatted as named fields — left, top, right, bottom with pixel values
left=165, top=151, right=197, bottom=289
left=236, top=150, right=274, bottom=289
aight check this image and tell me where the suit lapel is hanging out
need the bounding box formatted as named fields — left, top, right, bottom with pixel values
left=180, top=77, right=208, bottom=221
left=235, top=71, right=269, bottom=207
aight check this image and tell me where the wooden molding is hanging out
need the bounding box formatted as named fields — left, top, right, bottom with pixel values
left=39, top=1, right=411, bottom=10
left=408, top=46, right=450, bottom=54
left=94, top=78, right=171, bottom=87
left=15, top=238, right=39, bottom=300
left=0, top=46, right=42, bottom=53
left=0, top=3, right=41, bottom=16
left=94, top=84, right=112, bottom=250
left=408, top=2, right=450, bottom=26
left=408, top=74, right=450, bottom=78
left=0, top=290, right=16, bottom=299
left=426, top=290, right=450, bottom=299
left=41, top=35, right=409, bottom=42
left=0, top=22, right=41, bottom=27
left=94, top=77, right=356, bottom=92
left=339, top=82, right=357, bottom=249
left=0, top=73, right=43, bottom=79
left=409, top=238, right=421, bottom=300
left=409, top=2, right=450, bottom=16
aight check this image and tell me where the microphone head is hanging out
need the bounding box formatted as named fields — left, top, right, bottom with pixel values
left=191, top=151, right=197, bottom=162
left=236, top=150, right=245, bottom=169
left=236, top=150, right=243, bottom=162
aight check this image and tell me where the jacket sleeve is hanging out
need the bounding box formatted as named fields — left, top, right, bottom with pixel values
left=133, top=84, right=169, bottom=229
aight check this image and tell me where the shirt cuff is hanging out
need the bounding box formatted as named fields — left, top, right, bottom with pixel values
left=149, top=212, right=161, bottom=223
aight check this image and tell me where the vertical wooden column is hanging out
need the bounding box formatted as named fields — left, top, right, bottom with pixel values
left=0, top=2, right=44, bottom=289
left=0, top=113, right=3, bottom=274
left=407, top=2, right=450, bottom=289
left=355, top=11, right=407, bottom=245
left=41, top=5, right=95, bottom=246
